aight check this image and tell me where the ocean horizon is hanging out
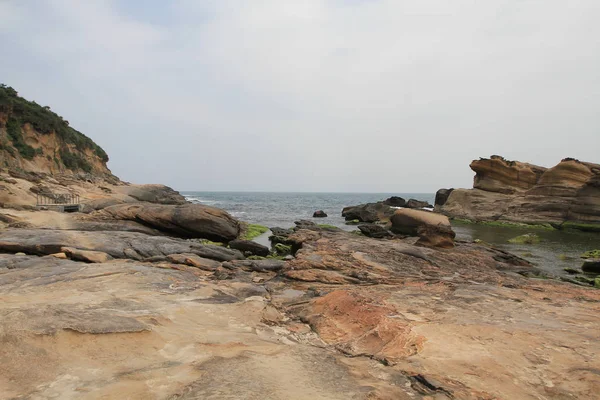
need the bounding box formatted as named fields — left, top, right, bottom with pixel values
left=181, top=191, right=435, bottom=229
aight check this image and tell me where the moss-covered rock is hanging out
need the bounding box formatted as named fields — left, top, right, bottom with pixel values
left=595, top=277, right=600, bottom=289
left=273, top=243, right=292, bottom=256
left=582, top=250, right=600, bottom=259
left=508, top=233, right=540, bottom=244
left=345, top=219, right=360, bottom=225
left=563, top=267, right=581, bottom=275
left=241, top=224, right=268, bottom=241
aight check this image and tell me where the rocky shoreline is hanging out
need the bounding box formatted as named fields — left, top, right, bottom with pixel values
left=1, top=165, right=599, bottom=399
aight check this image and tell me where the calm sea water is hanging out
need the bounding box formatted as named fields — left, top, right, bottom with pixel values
left=182, top=191, right=435, bottom=230
left=181, top=191, right=599, bottom=277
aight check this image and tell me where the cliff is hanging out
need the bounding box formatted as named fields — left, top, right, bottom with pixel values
left=0, top=84, right=112, bottom=177
left=437, top=156, right=600, bottom=231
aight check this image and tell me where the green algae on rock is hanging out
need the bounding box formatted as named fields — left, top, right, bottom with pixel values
left=241, top=224, right=268, bottom=241
left=508, top=233, right=541, bottom=244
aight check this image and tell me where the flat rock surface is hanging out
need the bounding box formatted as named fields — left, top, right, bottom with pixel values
left=0, top=228, right=243, bottom=261
left=0, top=228, right=599, bottom=399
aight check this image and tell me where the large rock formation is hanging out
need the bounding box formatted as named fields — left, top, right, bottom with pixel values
left=95, top=203, right=241, bottom=242
left=438, top=156, right=600, bottom=230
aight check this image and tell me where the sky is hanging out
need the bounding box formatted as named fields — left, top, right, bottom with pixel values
left=1, top=0, right=599, bottom=192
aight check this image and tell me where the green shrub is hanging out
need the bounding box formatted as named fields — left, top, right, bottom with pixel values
left=6, top=117, right=37, bottom=160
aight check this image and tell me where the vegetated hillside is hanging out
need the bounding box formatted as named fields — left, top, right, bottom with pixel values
left=0, top=84, right=112, bottom=176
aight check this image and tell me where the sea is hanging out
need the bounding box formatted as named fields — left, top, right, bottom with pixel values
left=181, top=191, right=599, bottom=277
left=182, top=191, right=435, bottom=230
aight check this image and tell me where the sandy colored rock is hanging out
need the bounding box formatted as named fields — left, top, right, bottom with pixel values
left=390, top=208, right=452, bottom=236
left=167, top=253, right=221, bottom=271
left=62, top=247, right=113, bottom=263
left=439, top=156, right=600, bottom=229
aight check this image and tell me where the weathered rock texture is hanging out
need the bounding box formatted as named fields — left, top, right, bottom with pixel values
left=95, top=203, right=241, bottom=241
left=438, top=156, right=600, bottom=229
left=0, top=225, right=599, bottom=399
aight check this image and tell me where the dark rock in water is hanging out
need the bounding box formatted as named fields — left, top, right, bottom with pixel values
left=313, top=210, right=328, bottom=218
left=341, top=202, right=395, bottom=223
left=229, top=239, right=270, bottom=257
left=97, top=203, right=241, bottom=242
left=357, top=224, right=394, bottom=239
left=435, top=188, right=454, bottom=206
left=406, top=199, right=433, bottom=209
left=582, top=259, right=600, bottom=273
left=383, top=196, right=406, bottom=207
left=416, top=224, right=456, bottom=249
left=270, top=227, right=293, bottom=237
left=295, top=220, right=319, bottom=230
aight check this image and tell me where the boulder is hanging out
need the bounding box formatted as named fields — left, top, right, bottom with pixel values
left=406, top=199, right=433, bottom=209
left=295, top=220, right=319, bottom=230
left=582, top=259, right=600, bottom=273
left=434, top=188, right=454, bottom=207
left=313, top=210, right=328, bottom=218
left=390, top=209, right=452, bottom=237
left=382, top=196, right=406, bottom=207
left=341, top=202, right=395, bottom=223
left=416, top=225, right=456, bottom=249
left=118, top=184, right=188, bottom=205
left=229, top=239, right=270, bottom=257
left=357, top=224, right=394, bottom=239
left=98, top=203, right=241, bottom=242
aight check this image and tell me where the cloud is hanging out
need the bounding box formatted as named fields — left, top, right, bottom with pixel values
left=1, top=0, right=599, bottom=191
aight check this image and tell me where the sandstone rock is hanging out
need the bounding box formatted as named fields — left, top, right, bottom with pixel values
left=357, top=223, right=394, bottom=239
left=118, top=184, right=187, bottom=205
left=98, top=203, right=241, bottom=241
left=390, top=209, right=452, bottom=236
left=62, top=247, right=113, bottom=263
left=416, top=224, right=455, bottom=249
left=229, top=239, right=270, bottom=257
left=342, top=202, right=395, bottom=223
left=471, top=155, right=547, bottom=194
left=383, top=196, right=406, bottom=207
left=49, top=252, right=68, bottom=259
left=439, top=156, right=600, bottom=230
left=434, top=188, right=454, bottom=206
left=0, top=229, right=244, bottom=262
left=80, top=198, right=125, bottom=213
left=294, top=220, right=319, bottom=230
left=313, top=210, right=328, bottom=218
left=406, top=199, right=433, bottom=209
left=166, top=253, right=221, bottom=271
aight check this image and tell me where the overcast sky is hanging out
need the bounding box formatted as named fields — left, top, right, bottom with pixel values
left=1, top=1, right=599, bottom=192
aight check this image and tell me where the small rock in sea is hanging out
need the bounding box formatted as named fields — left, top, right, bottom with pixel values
left=382, top=196, right=406, bottom=207
left=581, top=258, right=600, bottom=273
left=508, top=233, right=540, bottom=245
left=313, top=210, right=328, bottom=218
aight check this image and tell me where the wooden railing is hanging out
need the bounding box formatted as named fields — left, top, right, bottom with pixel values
left=36, top=193, right=80, bottom=206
